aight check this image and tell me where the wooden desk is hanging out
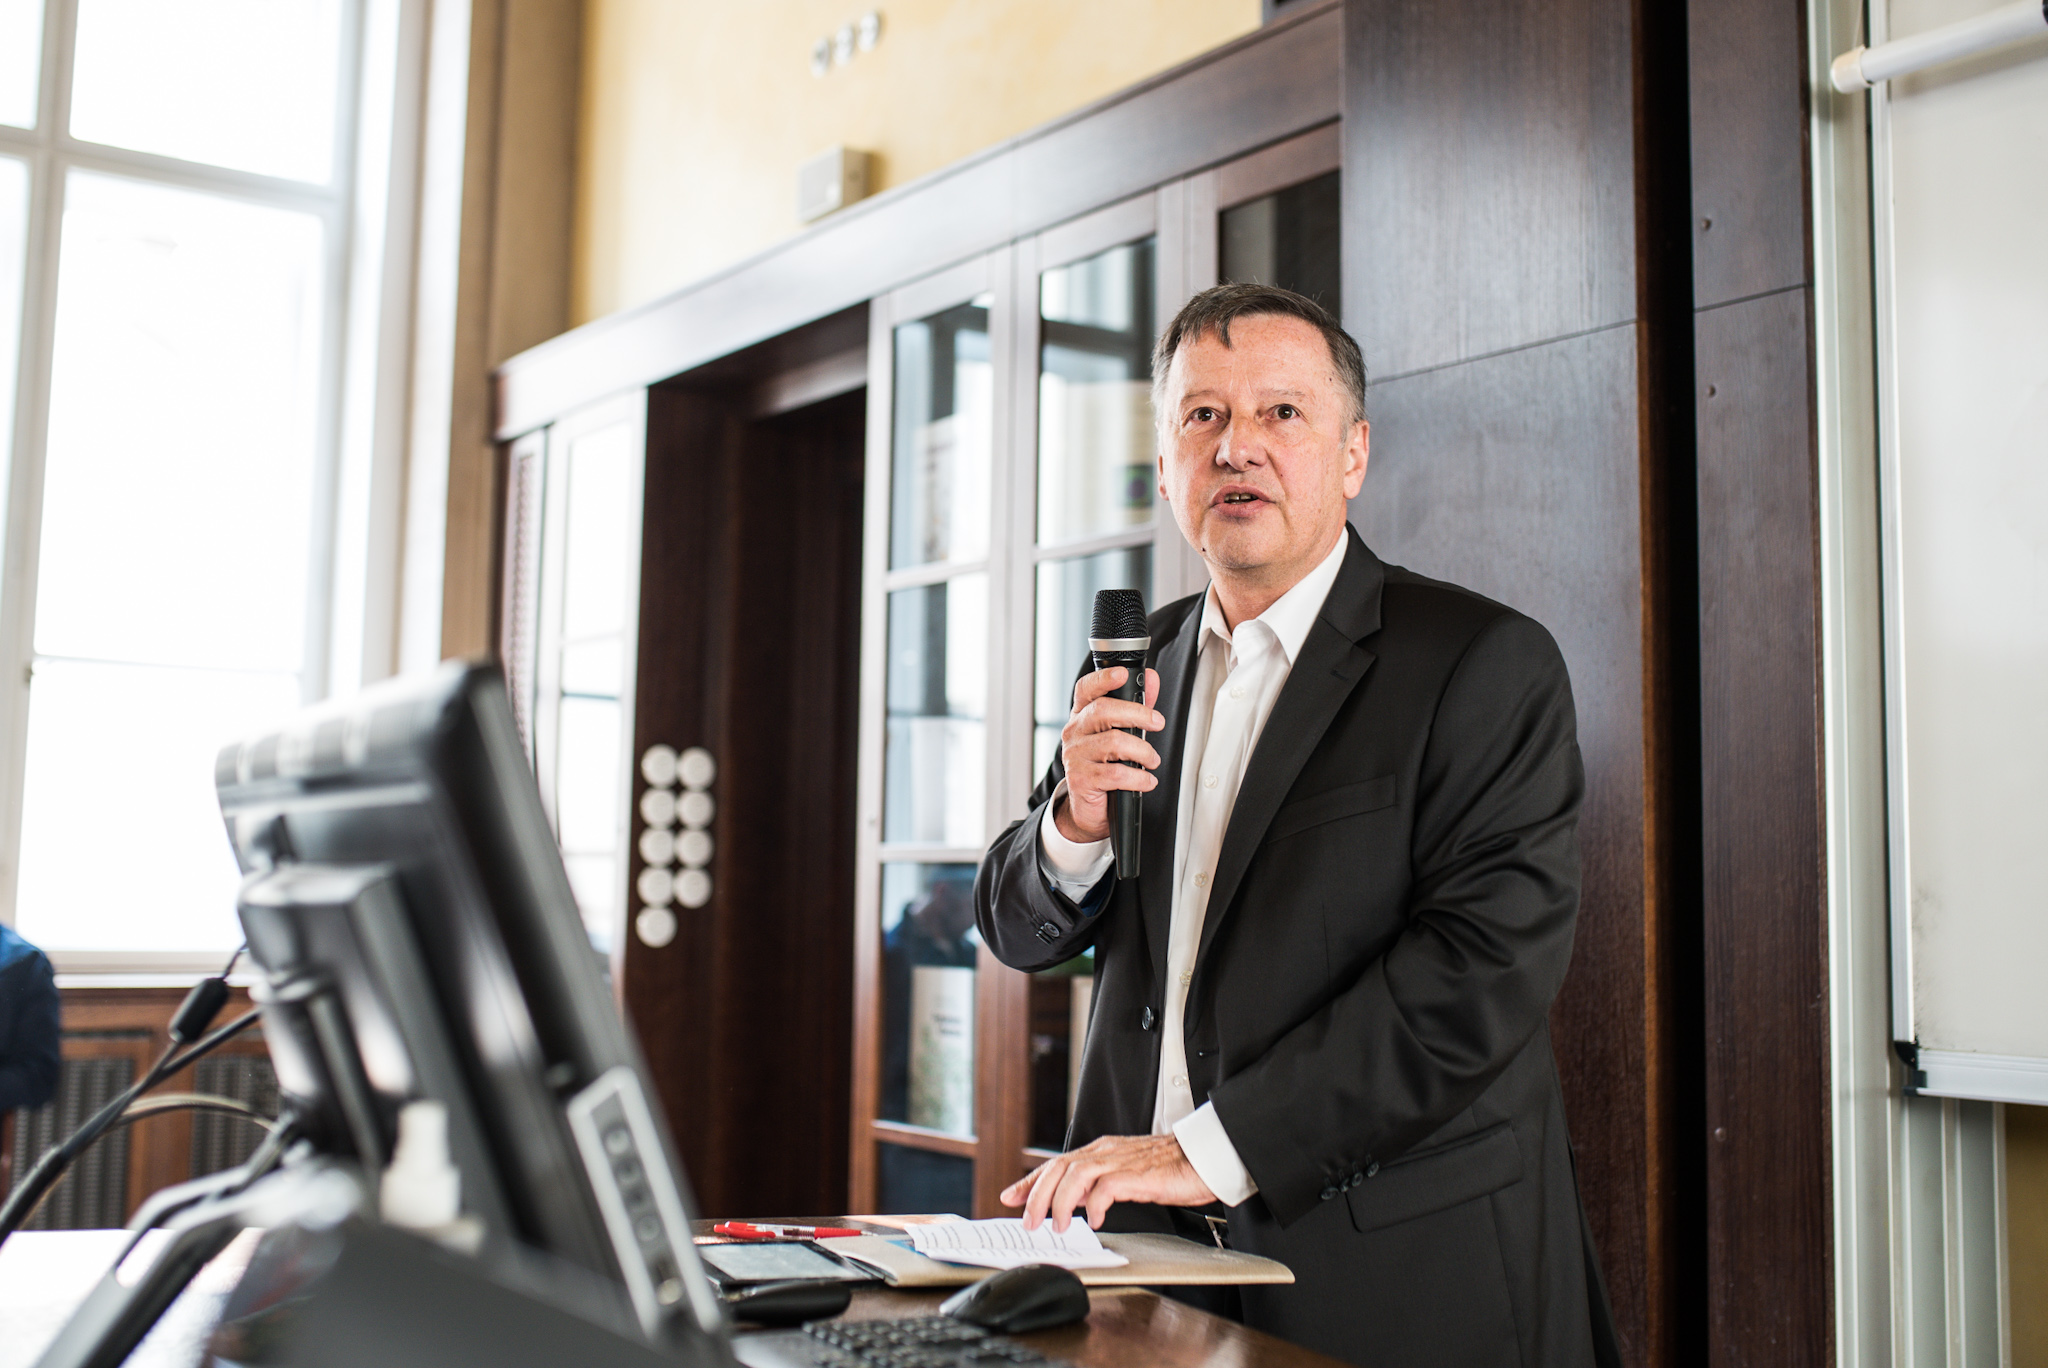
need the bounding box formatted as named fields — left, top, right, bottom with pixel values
left=712, top=1218, right=1337, bottom=1368
left=0, top=1230, right=1342, bottom=1368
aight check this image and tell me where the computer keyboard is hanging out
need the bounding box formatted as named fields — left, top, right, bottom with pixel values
left=796, top=1316, right=1069, bottom=1368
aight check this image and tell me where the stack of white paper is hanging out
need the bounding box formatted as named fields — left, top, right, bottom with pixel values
left=905, top=1218, right=1130, bottom=1271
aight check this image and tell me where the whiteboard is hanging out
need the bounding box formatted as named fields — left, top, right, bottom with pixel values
left=1877, top=0, right=2048, bottom=1101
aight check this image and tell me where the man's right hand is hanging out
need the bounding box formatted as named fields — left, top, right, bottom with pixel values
left=1054, top=666, right=1163, bottom=844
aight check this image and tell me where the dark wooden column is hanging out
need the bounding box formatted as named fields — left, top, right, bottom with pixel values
left=1688, top=1, right=1831, bottom=1363
left=622, top=383, right=866, bottom=1219
left=1341, top=1, right=1699, bottom=1361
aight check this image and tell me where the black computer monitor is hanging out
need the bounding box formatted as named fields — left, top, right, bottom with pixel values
left=213, top=661, right=725, bottom=1348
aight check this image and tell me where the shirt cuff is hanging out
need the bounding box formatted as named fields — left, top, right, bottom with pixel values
left=1173, top=1103, right=1259, bottom=1206
left=1037, top=781, right=1113, bottom=900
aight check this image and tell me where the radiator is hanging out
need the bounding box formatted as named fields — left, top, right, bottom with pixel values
left=5, top=1055, right=135, bottom=1230
left=4, top=1051, right=281, bottom=1230
left=191, top=1054, right=279, bottom=1178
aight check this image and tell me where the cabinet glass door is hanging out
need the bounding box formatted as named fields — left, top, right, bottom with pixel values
left=857, top=265, right=1004, bottom=1216
left=515, top=392, right=647, bottom=959
left=850, top=151, right=1340, bottom=1212
left=1022, top=225, right=1161, bottom=1161
left=1219, top=169, right=1340, bottom=314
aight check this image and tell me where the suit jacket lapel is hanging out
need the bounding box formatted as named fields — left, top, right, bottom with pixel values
left=1139, top=601, right=1201, bottom=987
left=1197, top=531, right=1384, bottom=968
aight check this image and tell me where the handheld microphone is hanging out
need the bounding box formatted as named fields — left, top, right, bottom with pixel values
left=1089, top=589, right=1150, bottom=880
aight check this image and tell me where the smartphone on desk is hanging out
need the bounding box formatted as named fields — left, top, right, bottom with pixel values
left=696, top=1240, right=876, bottom=1288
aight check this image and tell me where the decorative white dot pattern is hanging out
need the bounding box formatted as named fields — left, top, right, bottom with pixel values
left=636, top=744, right=715, bottom=943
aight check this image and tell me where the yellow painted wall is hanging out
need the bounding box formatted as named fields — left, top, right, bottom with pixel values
left=573, top=0, right=1262, bottom=324
left=2014, top=1105, right=2048, bottom=1365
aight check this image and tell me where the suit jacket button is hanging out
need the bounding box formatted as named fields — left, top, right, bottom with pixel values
left=1366, top=1162, right=1379, bottom=1178
left=1140, top=1007, right=1155, bottom=1031
left=1319, top=1185, right=1336, bottom=1201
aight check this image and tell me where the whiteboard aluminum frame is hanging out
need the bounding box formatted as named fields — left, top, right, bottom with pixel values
left=1912, top=1051, right=2048, bottom=1108
left=1868, top=0, right=1917, bottom=1052
left=1867, top=0, right=2048, bottom=1098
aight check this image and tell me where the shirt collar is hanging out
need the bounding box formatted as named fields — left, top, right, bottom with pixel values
left=1197, top=529, right=1350, bottom=667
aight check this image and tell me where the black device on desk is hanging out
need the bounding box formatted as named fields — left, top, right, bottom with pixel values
left=33, top=663, right=737, bottom=1368
left=735, top=1267, right=1089, bottom=1368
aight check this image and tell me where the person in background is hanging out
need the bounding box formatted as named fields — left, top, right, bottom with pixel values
left=0, top=921, right=60, bottom=1120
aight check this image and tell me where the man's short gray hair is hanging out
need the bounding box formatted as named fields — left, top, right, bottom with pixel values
left=1150, top=282, right=1368, bottom=444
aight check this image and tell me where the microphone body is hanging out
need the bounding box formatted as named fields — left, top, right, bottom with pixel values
left=1089, top=589, right=1150, bottom=880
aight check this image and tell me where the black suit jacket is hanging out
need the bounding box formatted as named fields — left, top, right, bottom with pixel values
left=976, top=529, right=1619, bottom=1367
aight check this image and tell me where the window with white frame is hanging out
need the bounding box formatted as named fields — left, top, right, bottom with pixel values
left=0, top=0, right=377, bottom=966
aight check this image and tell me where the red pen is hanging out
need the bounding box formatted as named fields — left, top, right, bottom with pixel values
left=712, top=1221, right=863, bottom=1240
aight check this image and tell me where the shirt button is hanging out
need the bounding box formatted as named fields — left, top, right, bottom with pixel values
left=1229, top=685, right=1246, bottom=700
left=1194, top=872, right=1208, bottom=889
left=1178, top=970, right=1192, bottom=988
left=1203, top=773, right=1219, bottom=788
left=1173, top=1074, right=1188, bottom=1089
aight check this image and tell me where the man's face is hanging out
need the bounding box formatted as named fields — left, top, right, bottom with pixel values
left=1156, top=314, right=1369, bottom=595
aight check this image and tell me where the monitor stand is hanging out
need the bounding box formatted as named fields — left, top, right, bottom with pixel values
left=32, top=1153, right=734, bottom=1368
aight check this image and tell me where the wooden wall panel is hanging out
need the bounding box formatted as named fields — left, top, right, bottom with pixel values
left=622, top=385, right=865, bottom=1219
left=1343, top=0, right=1698, bottom=1361
left=1694, top=290, right=1829, bottom=1364
left=1340, top=0, right=1638, bottom=379
left=1350, top=326, right=1664, bottom=1363
left=1688, top=0, right=1830, bottom=1361
left=1687, top=0, right=1811, bottom=307
left=622, top=387, right=741, bottom=1210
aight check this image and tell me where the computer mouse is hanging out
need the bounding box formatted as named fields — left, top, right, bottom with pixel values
left=939, top=1264, right=1091, bottom=1333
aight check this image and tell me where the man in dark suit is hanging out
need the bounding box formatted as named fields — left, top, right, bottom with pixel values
left=975, top=283, right=1617, bottom=1366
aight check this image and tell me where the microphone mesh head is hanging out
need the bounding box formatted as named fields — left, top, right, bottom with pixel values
left=1092, top=588, right=1148, bottom=640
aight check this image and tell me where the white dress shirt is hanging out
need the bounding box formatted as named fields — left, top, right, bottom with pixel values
left=1038, top=532, right=1349, bottom=1206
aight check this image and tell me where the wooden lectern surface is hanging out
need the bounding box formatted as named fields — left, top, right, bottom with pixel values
left=0, top=1228, right=1345, bottom=1368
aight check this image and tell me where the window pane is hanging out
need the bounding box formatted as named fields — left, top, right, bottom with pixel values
left=1038, top=240, right=1156, bottom=546
left=879, top=862, right=979, bottom=1134
left=555, top=696, right=622, bottom=855
left=560, top=639, right=623, bottom=698
left=70, top=0, right=343, bottom=183
left=36, top=171, right=323, bottom=671
left=0, top=157, right=25, bottom=517
left=891, top=297, right=992, bottom=569
left=876, top=1140, right=973, bottom=1216
left=555, top=695, right=622, bottom=951
left=563, top=855, right=617, bottom=954
left=1032, top=546, right=1151, bottom=780
left=884, top=577, right=986, bottom=846
left=0, top=0, right=42, bottom=129
left=14, top=659, right=298, bottom=952
left=1220, top=171, right=1341, bottom=315
left=560, top=423, right=635, bottom=641
left=1029, top=958, right=1093, bottom=1151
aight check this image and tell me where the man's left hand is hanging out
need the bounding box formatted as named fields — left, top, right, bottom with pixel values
left=1001, top=1134, right=1217, bottom=1232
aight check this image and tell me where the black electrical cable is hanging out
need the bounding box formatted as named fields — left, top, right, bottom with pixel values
left=113, top=1093, right=277, bottom=1132
left=2, top=1093, right=281, bottom=1231
left=0, top=1003, right=263, bottom=1245
left=124, top=1115, right=299, bottom=1236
